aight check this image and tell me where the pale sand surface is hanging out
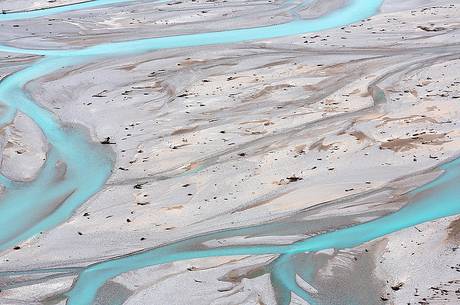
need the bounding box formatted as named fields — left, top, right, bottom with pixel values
left=0, top=1, right=459, bottom=305
left=0, top=1, right=89, bottom=13
left=0, top=111, right=47, bottom=181
left=0, top=0, right=347, bottom=49
left=373, top=215, right=459, bottom=305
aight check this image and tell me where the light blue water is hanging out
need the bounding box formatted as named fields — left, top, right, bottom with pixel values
left=64, top=156, right=460, bottom=305
left=0, top=56, right=114, bottom=251
left=0, top=0, right=382, bottom=57
left=1, top=0, right=459, bottom=304
left=0, top=0, right=170, bottom=252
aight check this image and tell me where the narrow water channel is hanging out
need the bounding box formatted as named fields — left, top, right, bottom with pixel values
left=1, top=1, right=459, bottom=305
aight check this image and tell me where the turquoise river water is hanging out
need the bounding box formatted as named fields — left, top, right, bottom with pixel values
left=1, top=1, right=459, bottom=305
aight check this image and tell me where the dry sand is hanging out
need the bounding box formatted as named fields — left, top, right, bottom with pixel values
left=0, top=1, right=459, bottom=304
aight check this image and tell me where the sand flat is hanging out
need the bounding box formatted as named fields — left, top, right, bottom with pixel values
left=0, top=1, right=459, bottom=305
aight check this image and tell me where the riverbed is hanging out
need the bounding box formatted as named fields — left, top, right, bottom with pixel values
left=0, top=1, right=459, bottom=305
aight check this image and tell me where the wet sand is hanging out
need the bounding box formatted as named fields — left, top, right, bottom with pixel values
left=0, top=1, right=459, bottom=305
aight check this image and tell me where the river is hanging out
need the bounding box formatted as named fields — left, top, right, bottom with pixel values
left=1, top=1, right=459, bottom=305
